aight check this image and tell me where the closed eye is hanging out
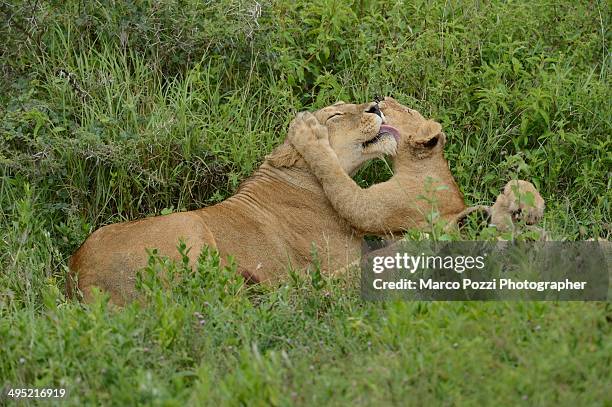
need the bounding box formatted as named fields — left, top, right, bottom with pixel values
left=326, top=113, right=344, bottom=122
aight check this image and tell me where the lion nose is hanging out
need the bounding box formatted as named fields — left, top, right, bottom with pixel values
left=365, top=103, right=383, bottom=118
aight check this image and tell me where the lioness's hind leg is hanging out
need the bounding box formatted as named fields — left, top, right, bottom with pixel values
left=69, top=212, right=218, bottom=305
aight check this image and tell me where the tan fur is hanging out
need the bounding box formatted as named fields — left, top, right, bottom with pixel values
left=288, top=97, right=467, bottom=235
left=489, top=180, right=545, bottom=231
left=289, top=97, right=545, bottom=236
left=69, top=98, right=545, bottom=306
left=69, top=102, right=400, bottom=305
left=446, top=180, right=545, bottom=235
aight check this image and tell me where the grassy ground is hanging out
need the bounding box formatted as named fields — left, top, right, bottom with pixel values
left=1, top=0, right=610, bottom=405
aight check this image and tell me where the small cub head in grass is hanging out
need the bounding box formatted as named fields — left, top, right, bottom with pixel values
left=490, top=180, right=545, bottom=231
left=447, top=180, right=546, bottom=239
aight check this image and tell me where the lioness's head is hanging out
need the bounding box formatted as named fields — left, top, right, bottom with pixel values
left=379, top=96, right=446, bottom=162
left=268, top=101, right=400, bottom=174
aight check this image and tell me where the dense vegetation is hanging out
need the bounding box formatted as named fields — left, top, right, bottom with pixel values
left=1, top=1, right=610, bottom=405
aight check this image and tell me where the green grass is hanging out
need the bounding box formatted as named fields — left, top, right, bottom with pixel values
left=0, top=0, right=610, bottom=405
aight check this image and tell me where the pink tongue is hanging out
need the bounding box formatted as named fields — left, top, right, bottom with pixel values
left=378, top=125, right=401, bottom=143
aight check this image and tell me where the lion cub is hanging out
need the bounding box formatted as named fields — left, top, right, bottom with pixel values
left=288, top=97, right=543, bottom=234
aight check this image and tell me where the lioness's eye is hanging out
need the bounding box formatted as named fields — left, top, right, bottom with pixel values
left=327, top=113, right=344, bottom=121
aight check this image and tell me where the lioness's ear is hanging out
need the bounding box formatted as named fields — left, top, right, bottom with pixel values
left=265, top=143, right=303, bottom=168
left=415, top=121, right=445, bottom=149
left=333, top=101, right=345, bottom=105
left=418, top=131, right=446, bottom=149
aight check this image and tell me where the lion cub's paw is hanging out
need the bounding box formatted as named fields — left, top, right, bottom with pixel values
left=490, top=180, right=545, bottom=231
left=288, top=111, right=329, bottom=152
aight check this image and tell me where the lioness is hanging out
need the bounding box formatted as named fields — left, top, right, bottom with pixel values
left=287, top=97, right=466, bottom=234
left=288, top=97, right=544, bottom=234
left=70, top=98, right=542, bottom=305
left=69, top=101, right=410, bottom=305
